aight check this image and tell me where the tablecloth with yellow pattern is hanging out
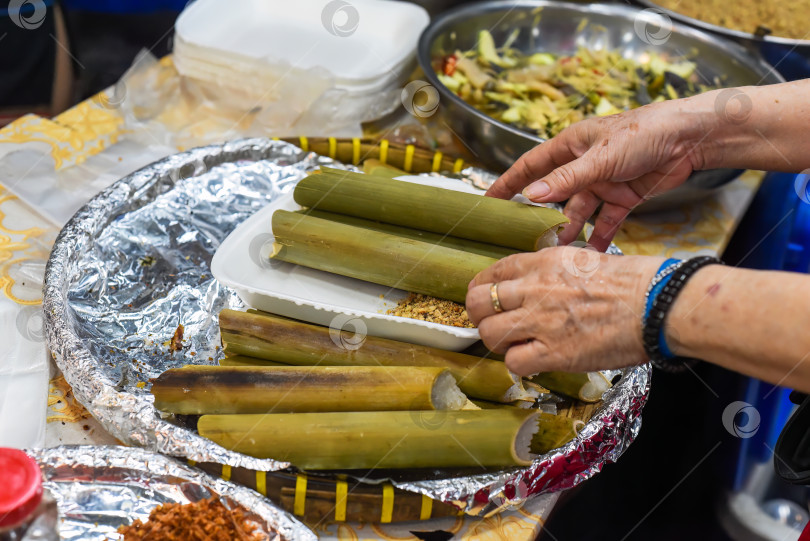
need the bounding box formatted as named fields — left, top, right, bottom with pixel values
left=0, top=84, right=764, bottom=541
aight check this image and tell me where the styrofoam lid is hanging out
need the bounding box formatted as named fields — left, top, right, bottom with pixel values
left=175, top=0, right=429, bottom=83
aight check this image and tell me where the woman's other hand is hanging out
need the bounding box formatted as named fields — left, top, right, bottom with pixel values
left=487, top=100, right=713, bottom=251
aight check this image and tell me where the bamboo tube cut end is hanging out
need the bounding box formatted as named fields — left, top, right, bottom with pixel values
left=514, top=412, right=541, bottom=465
left=534, top=228, right=562, bottom=250
left=505, top=377, right=543, bottom=403
left=461, top=399, right=481, bottom=410
left=580, top=372, right=612, bottom=402
left=530, top=413, right=583, bottom=455
left=432, top=371, right=468, bottom=410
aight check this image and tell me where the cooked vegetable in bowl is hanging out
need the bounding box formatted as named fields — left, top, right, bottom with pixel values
left=438, top=29, right=715, bottom=140
left=417, top=1, right=785, bottom=210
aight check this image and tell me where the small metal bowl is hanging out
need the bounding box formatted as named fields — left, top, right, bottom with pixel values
left=417, top=1, right=785, bottom=212
left=635, top=0, right=810, bottom=81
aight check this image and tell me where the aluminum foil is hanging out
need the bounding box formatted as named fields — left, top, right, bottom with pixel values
left=26, top=445, right=316, bottom=541
left=43, top=137, right=650, bottom=516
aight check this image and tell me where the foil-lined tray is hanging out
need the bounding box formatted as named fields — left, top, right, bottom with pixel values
left=43, top=137, right=651, bottom=516
left=27, top=445, right=315, bottom=540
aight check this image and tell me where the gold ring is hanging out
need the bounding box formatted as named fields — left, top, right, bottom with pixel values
left=490, top=283, right=503, bottom=313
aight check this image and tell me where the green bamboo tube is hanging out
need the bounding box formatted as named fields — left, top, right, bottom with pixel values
left=296, top=209, right=518, bottom=260
left=198, top=409, right=539, bottom=469
left=482, top=349, right=612, bottom=403
left=470, top=399, right=535, bottom=410
left=218, top=355, right=288, bottom=367
left=532, top=413, right=583, bottom=454
left=293, top=168, right=568, bottom=251
left=218, top=309, right=533, bottom=403
left=531, top=372, right=611, bottom=403
left=361, top=159, right=406, bottom=179
left=270, top=210, right=496, bottom=303
left=151, top=365, right=466, bottom=414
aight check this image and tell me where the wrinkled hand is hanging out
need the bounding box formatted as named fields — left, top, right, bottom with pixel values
left=466, top=247, right=664, bottom=376
left=488, top=102, right=710, bottom=251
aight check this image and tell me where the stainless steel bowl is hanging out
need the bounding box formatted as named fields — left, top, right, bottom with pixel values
left=417, top=1, right=785, bottom=212
left=635, top=0, right=810, bottom=81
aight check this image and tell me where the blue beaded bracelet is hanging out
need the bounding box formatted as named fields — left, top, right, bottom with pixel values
left=643, top=259, right=683, bottom=362
left=643, top=256, right=722, bottom=372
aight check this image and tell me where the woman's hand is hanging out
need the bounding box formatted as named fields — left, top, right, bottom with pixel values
left=488, top=100, right=714, bottom=251
left=466, top=246, right=663, bottom=376
left=487, top=81, right=810, bottom=251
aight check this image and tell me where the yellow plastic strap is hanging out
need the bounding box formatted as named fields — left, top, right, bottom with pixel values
left=334, top=480, right=348, bottom=522
left=352, top=138, right=361, bottom=165
left=380, top=484, right=394, bottom=523
left=256, top=471, right=267, bottom=496
left=431, top=151, right=443, bottom=172
left=420, top=495, right=433, bottom=520
left=299, top=136, right=309, bottom=152
left=294, top=475, right=307, bottom=516
left=379, top=139, right=389, bottom=164
left=186, top=459, right=196, bottom=467
left=453, top=158, right=465, bottom=173
left=328, top=137, right=337, bottom=159
left=403, top=145, right=415, bottom=172
left=221, top=464, right=231, bottom=481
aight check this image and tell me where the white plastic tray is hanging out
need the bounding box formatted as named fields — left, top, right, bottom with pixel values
left=174, top=0, right=429, bottom=85
left=211, top=176, right=483, bottom=351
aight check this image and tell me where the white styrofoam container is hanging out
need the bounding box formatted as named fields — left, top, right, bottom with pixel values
left=211, top=176, right=484, bottom=351
left=174, top=0, right=429, bottom=87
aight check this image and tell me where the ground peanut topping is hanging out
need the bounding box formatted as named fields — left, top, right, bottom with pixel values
left=387, top=293, right=474, bottom=328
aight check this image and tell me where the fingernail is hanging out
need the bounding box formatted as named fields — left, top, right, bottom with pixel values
left=523, top=181, right=550, bottom=200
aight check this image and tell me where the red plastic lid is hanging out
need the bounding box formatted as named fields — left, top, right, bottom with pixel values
left=0, top=448, right=43, bottom=528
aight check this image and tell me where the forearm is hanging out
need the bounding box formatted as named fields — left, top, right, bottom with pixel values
left=666, top=265, right=810, bottom=391
left=676, top=80, right=810, bottom=173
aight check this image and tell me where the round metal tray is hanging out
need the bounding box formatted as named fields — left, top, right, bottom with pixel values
left=43, top=137, right=650, bottom=516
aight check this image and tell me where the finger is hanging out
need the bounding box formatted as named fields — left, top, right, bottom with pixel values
left=523, top=149, right=606, bottom=203
left=590, top=181, right=644, bottom=210
left=558, top=190, right=601, bottom=246
left=589, top=202, right=633, bottom=252
left=503, top=340, right=564, bottom=376
left=465, top=280, right=525, bottom=326
left=486, top=135, right=578, bottom=200
left=626, top=160, right=693, bottom=201
left=469, top=253, right=527, bottom=289
left=477, top=310, right=535, bottom=354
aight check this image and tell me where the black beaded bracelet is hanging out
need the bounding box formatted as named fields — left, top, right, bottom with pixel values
left=642, top=256, right=722, bottom=372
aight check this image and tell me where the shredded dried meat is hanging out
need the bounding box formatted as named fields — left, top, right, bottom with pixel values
left=117, top=496, right=264, bottom=541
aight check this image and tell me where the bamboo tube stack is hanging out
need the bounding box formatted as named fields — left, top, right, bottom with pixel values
left=147, top=170, right=614, bottom=472
left=269, top=168, right=569, bottom=303
left=147, top=309, right=610, bottom=471
left=271, top=209, right=495, bottom=303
